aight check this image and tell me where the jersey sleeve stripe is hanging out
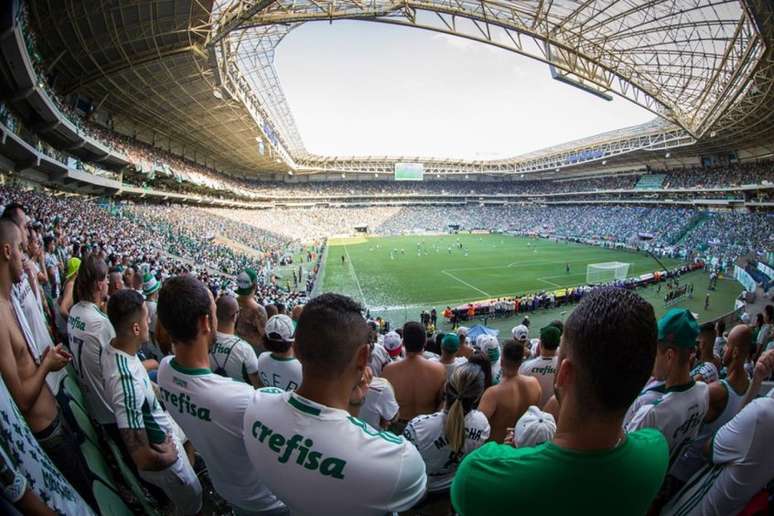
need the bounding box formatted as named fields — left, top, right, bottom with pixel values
left=117, top=355, right=140, bottom=429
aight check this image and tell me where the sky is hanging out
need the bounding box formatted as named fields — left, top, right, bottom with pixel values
left=275, top=21, right=655, bottom=160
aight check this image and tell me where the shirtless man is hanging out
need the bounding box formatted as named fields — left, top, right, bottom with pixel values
left=382, top=321, right=446, bottom=431
left=235, top=269, right=268, bottom=354
left=0, top=220, right=95, bottom=509
left=478, top=338, right=542, bottom=443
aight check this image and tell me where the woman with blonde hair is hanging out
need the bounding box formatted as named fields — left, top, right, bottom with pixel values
left=403, top=362, right=490, bottom=504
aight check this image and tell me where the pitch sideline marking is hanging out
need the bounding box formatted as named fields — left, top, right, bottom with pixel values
left=343, top=246, right=368, bottom=309
left=440, top=270, right=492, bottom=298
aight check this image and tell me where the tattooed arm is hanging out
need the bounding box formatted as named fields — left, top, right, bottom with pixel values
left=119, top=430, right=178, bottom=472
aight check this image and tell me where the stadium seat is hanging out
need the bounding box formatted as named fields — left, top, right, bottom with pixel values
left=105, top=437, right=162, bottom=516
left=79, top=439, right=117, bottom=489
left=63, top=373, right=87, bottom=411
left=92, top=479, right=135, bottom=516
left=68, top=400, right=99, bottom=446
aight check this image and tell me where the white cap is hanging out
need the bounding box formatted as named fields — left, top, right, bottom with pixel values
left=512, top=324, right=529, bottom=341
left=383, top=331, right=402, bottom=357
left=477, top=335, right=499, bottom=354
left=265, top=314, right=295, bottom=342
left=514, top=406, right=556, bottom=448
left=740, top=312, right=751, bottom=324
left=456, top=326, right=469, bottom=337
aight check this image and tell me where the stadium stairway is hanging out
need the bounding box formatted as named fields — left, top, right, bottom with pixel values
left=669, top=211, right=709, bottom=246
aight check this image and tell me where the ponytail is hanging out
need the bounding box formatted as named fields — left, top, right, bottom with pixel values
left=444, top=363, right=485, bottom=453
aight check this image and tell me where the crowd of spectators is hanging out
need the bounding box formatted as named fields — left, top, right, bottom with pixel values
left=2, top=191, right=773, bottom=515
left=209, top=203, right=772, bottom=259
left=0, top=185, right=315, bottom=308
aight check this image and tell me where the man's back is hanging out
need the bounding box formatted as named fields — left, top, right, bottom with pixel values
left=236, top=297, right=266, bottom=351
left=243, top=388, right=426, bottom=516
left=68, top=300, right=116, bottom=424
left=518, top=355, right=556, bottom=408
left=158, top=357, right=283, bottom=512
left=382, top=355, right=446, bottom=422
left=626, top=381, right=709, bottom=465
left=209, top=332, right=259, bottom=384
left=480, top=374, right=541, bottom=443
left=452, top=428, right=668, bottom=515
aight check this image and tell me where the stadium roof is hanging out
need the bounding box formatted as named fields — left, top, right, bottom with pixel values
left=28, top=0, right=774, bottom=177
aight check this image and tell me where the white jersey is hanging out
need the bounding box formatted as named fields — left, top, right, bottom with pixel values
left=671, top=379, right=749, bottom=482
left=242, top=389, right=426, bottom=516
left=359, top=377, right=399, bottom=430
left=712, top=337, right=726, bottom=359
left=403, top=410, right=490, bottom=492
left=209, top=332, right=259, bottom=384
left=255, top=352, right=302, bottom=391
left=157, top=357, right=284, bottom=512
left=624, top=379, right=666, bottom=427
left=690, top=361, right=719, bottom=383
left=490, top=359, right=501, bottom=385
left=369, top=343, right=391, bottom=377
left=68, top=301, right=116, bottom=424
left=0, top=375, right=93, bottom=515
left=429, top=356, right=468, bottom=379
left=663, top=397, right=774, bottom=516
left=626, top=381, right=709, bottom=468
left=518, top=356, right=557, bottom=408
left=103, top=343, right=172, bottom=442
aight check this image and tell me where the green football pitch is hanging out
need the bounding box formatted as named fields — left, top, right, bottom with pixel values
left=319, top=234, right=743, bottom=332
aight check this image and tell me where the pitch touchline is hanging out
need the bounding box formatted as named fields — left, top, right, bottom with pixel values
left=343, top=246, right=368, bottom=309
left=440, top=270, right=492, bottom=298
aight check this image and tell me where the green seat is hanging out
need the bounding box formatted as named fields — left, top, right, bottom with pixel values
left=63, top=374, right=87, bottom=410
left=93, top=479, right=134, bottom=516
left=80, top=439, right=117, bottom=489
left=106, top=438, right=161, bottom=516
left=69, top=400, right=99, bottom=445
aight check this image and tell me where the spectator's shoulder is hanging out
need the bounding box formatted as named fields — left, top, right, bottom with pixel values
left=627, top=427, right=669, bottom=454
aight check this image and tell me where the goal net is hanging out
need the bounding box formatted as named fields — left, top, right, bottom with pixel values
left=586, top=262, right=631, bottom=284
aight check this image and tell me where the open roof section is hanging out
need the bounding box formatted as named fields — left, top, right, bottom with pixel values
left=27, top=0, right=774, bottom=176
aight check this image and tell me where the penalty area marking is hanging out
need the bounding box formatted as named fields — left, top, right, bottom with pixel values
left=440, top=270, right=492, bottom=298
left=537, top=277, right=563, bottom=288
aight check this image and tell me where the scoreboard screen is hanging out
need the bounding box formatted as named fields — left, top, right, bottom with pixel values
left=394, top=163, right=424, bottom=181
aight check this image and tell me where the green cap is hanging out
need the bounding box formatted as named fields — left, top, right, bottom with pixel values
left=658, top=308, right=700, bottom=348
left=442, top=333, right=461, bottom=352
left=236, top=269, right=258, bottom=296
left=539, top=326, right=561, bottom=348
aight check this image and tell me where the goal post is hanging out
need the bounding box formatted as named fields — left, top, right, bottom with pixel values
left=586, top=262, right=631, bottom=284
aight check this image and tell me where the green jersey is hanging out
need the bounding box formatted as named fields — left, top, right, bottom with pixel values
left=451, top=428, right=668, bottom=516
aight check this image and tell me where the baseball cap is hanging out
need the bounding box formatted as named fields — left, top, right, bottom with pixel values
left=265, top=314, right=295, bottom=342
left=66, top=257, right=81, bottom=281
left=142, top=273, right=160, bottom=297
left=514, top=406, right=556, bottom=448
left=456, top=326, right=469, bottom=337
left=539, top=326, right=561, bottom=348
left=512, top=324, right=529, bottom=341
left=479, top=335, right=500, bottom=362
left=442, top=333, right=461, bottom=353
left=383, top=331, right=402, bottom=357
left=740, top=312, right=751, bottom=324
left=658, top=308, right=700, bottom=348
left=236, top=269, right=258, bottom=296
